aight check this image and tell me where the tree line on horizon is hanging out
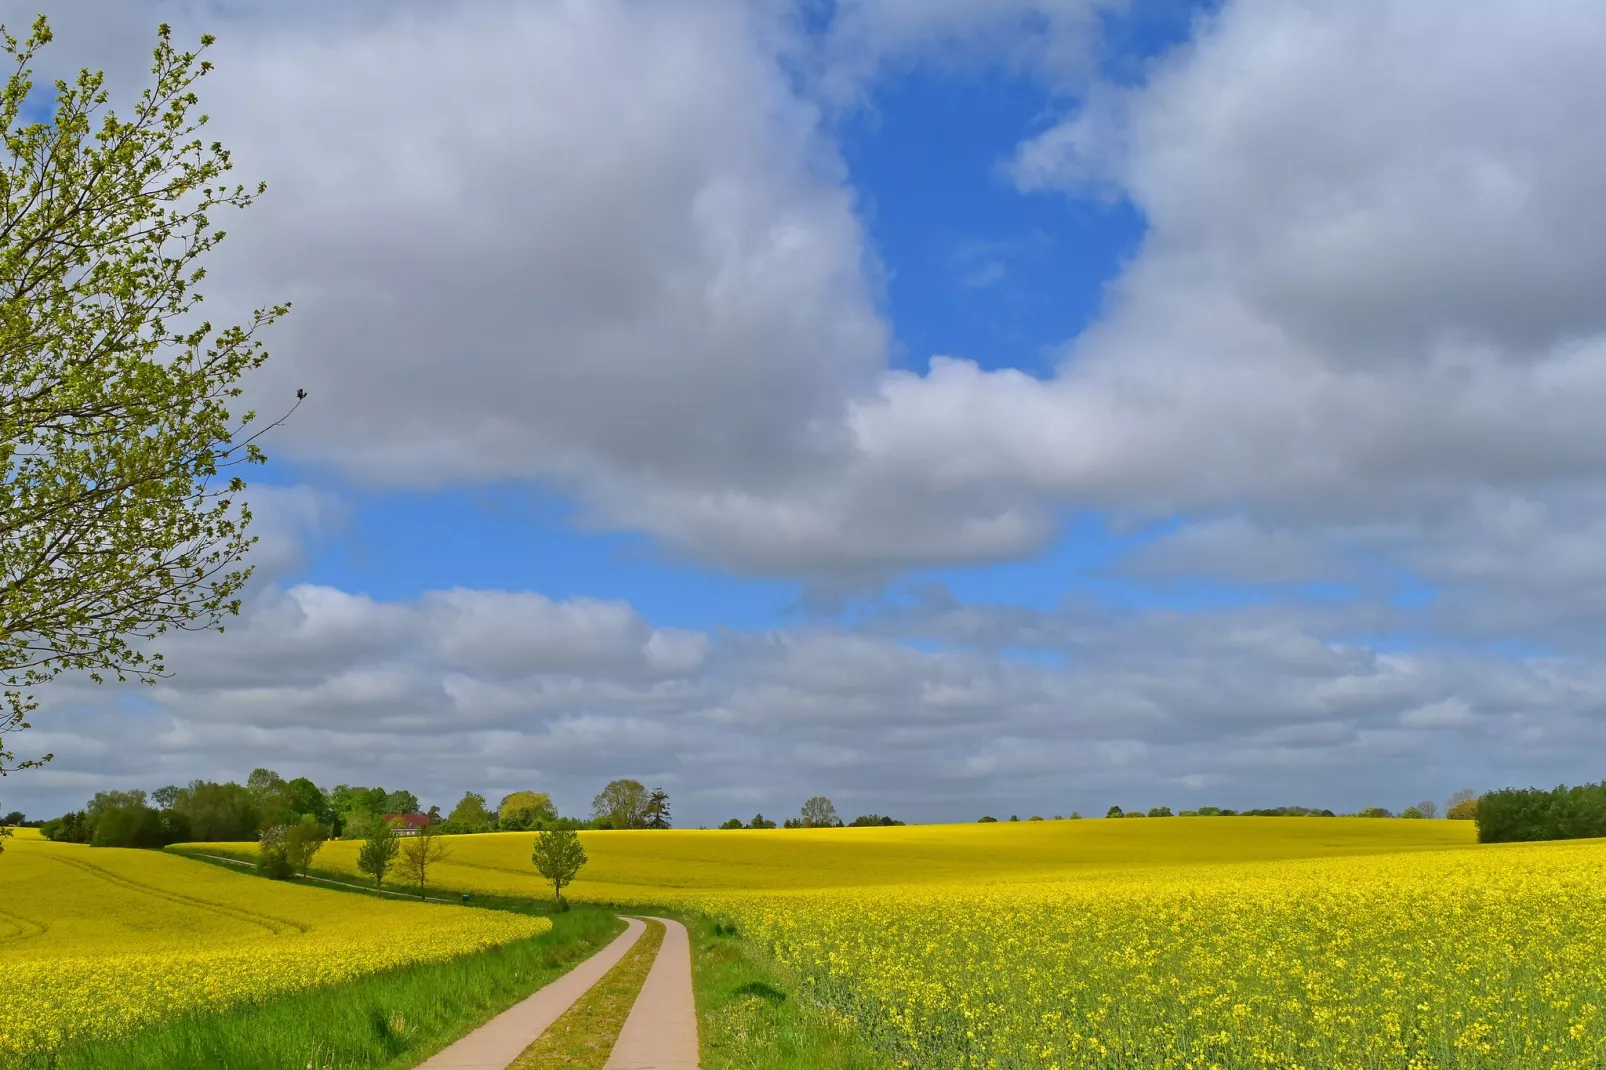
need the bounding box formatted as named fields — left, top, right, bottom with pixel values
left=31, top=768, right=675, bottom=850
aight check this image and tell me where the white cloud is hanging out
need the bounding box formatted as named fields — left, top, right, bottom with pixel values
left=11, top=577, right=1606, bottom=824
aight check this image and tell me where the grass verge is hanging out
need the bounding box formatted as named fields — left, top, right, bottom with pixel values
left=677, top=910, right=893, bottom=1070
left=508, top=918, right=665, bottom=1068
left=13, top=904, right=623, bottom=1070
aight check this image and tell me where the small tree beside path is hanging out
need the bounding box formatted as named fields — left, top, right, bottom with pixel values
left=531, top=828, right=587, bottom=909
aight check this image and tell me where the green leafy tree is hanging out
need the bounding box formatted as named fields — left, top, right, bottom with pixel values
left=0, top=17, right=293, bottom=773
left=395, top=823, right=450, bottom=899
left=283, top=777, right=332, bottom=825
left=799, top=796, right=838, bottom=828
left=591, top=779, right=650, bottom=830
left=718, top=817, right=743, bottom=830
left=530, top=828, right=587, bottom=908
left=1106, top=805, right=1124, bottom=818
left=356, top=819, right=398, bottom=889
left=447, top=791, right=494, bottom=829
left=170, top=779, right=257, bottom=840
left=497, top=790, right=557, bottom=830
left=1446, top=789, right=1479, bottom=820
left=381, top=790, right=419, bottom=815
left=283, top=814, right=327, bottom=877
left=0, top=823, right=10, bottom=855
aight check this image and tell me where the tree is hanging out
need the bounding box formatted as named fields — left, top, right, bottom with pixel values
left=747, top=813, right=776, bottom=829
left=381, top=790, right=419, bottom=815
left=1148, top=806, right=1173, bottom=817
left=1106, top=806, right=1124, bottom=818
left=257, top=824, right=292, bottom=879
left=1414, top=799, right=1440, bottom=820
left=170, top=779, right=258, bottom=841
left=0, top=18, right=293, bottom=774
left=282, top=778, right=332, bottom=825
left=356, top=819, right=399, bottom=889
left=1447, top=789, right=1479, bottom=820
left=283, top=814, right=327, bottom=877
left=978, top=815, right=997, bottom=823
left=2, top=809, right=22, bottom=826
left=531, top=827, right=587, bottom=908
left=718, top=817, right=743, bottom=830
left=591, top=779, right=650, bottom=830
left=497, top=790, right=557, bottom=830
left=1357, top=806, right=1392, bottom=818
left=0, top=824, right=9, bottom=855
left=448, top=791, right=494, bottom=828
left=799, top=796, right=839, bottom=828
left=40, top=809, right=92, bottom=842
left=247, top=767, right=292, bottom=827
left=644, top=788, right=671, bottom=829
left=1401, top=806, right=1424, bottom=819
left=395, top=824, right=450, bottom=899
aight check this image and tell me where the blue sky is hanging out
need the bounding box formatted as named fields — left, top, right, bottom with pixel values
left=11, top=0, right=1606, bottom=825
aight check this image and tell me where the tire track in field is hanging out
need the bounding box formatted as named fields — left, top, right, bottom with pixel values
left=42, top=854, right=309, bottom=935
left=0, top=904, right=48, bottom=943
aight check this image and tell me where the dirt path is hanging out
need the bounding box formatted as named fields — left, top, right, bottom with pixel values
left=603, top=916, right=701, bottom=1070
left=417, top=916, right=648, bottom=1069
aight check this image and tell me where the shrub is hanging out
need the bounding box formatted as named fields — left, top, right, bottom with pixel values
left=1476, top=782, right=1606, bottom=844
left=1357, top=807, right=1392, bottom=818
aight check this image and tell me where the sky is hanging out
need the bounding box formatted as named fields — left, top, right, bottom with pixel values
left=8, top=0, right=1606, bottom=826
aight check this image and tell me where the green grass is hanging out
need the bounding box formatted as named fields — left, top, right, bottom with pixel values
left=678, top=910, right=892, bottom=1070
left=13, top=901, right=623, bottom=1070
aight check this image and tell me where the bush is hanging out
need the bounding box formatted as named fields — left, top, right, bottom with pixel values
left=1477, top=782, right=1606, bottom=843
left=978, top=816, right=997, bottom=823
left=1357, top=807, right=1392, bottom=818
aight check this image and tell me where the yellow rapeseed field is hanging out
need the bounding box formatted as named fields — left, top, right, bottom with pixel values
left=192, top=814, right=1475, bottom=897
left=0, top=835, right=549, bottom=1057
left=193, top=818, right=1606, bottom=1067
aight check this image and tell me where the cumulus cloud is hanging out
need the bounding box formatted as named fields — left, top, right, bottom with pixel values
left=12, top=576, right=1606, bottom=824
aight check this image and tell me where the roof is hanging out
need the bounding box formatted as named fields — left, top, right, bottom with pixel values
left=383, top=812, right=432, bottom=829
